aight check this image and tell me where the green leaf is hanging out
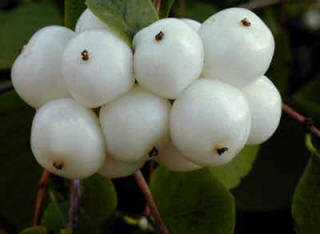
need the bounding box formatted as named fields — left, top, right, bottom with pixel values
left=292, top=155, right=320, bottom=234
left=41, top=202, right=68, bottom=232
left=86, top=0, right=158, bottom=41
left=209, top=145, right=259, bottom=189
left=233, top=115, right=309, bottom=211
left=293, top=76, right=320, bottom=123
left=159, top=0, right=176, bottom=18
left=64, top=0, right=86, bottom=29
left=20, top=226, right=47, bottom=234
left=0, top=91, right=41, bottom=229
left=81, top=174, right=117, bottom=225
left=0, top=2, right=62, bottom=69
left=150, top=167, right=235, bottom=234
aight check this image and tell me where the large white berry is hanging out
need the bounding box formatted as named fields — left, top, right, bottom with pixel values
left=199, top=8, right=275, bottom=87
left=242, top=76, right=282, bottom=145
left=31, top=99, right=106, bottom=179
left=99, top=86, right=170, bottom=163
left=170, top=79, right=251, bottom=166
left=157, top=141, right=202, bottom=171
left=133, top=18, right=204, bottom=99
left=11, top=26, right=74, bottom=108
left=75, top=8, right=112, bottom=33
left=62, top=30, right=134, bottom=108
left=181, top=18, right=201, bottom=31
left=99, top=154, right=146, bottom=178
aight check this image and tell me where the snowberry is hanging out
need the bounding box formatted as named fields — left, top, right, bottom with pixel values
left=157, top=141, right=202, bottom=171
left=199, top=8, right=275, bottom=87
left=99, top=86, right=170, bottom=163
left=99, top=154, right=146, bottom=178
left=170, top=79, right=251, bottom=166
left=11, top=26, right=74, bottom=108
left=133, top=18, right=204, bottom=99
left=75, top=8, right=112, bottom=33
left=242, top=76, right=282, bottom=145
left=181, top=18, right=201, bottom=31
left=31, top=99, right=106, bottom=179
left=62, top=30, right=134, bottom=108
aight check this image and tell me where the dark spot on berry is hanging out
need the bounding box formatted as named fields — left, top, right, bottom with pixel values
left=148, top=146, right=159, bottom=158
left=240, top=18, right=251, bottom=27
left=215, top=145, right=228, bottom=156
left=81, top=50, right=89, bottom=61
left=155, top=31, right=164, bottom=41
left=53, top=161, right=64, bottom=170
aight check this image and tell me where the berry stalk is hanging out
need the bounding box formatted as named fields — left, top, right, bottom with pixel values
left=68, top=179, right=82, bottom=229
left=133, top=170, right=170, bottom=234
left=33, top=170, right=50, bottom=226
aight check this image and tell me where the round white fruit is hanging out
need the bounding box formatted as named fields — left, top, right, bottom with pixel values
left=75, top=8, right=112, bottom=33
left=157, top=141, right=201, bottom=171
left=133, top=18, right=204, bottom=99
left=12, top=26, right=74, bottom=108
left=31, top=99, right=106, bottom=179
left=242, top=76, right=282, bottom=145
left=170, top=79, right=251, bottom=166
left=99, top=86, right=170, bottom=163
left=181, top=18, right=201, bottom=31
left=199, top=8, right=275, bottom=87
left=62, top=30, right=134, bottom=108
left=99, top=154, right=146, bottom=178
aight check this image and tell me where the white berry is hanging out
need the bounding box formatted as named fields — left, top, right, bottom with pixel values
left=31, top=99, right=106, bottom=179
left=11, top=26, right=74, bottom=108
left=99, top=86, right=170, bottom=163
left=181, top=18, right=201, bottom=31
left=133, top=18, right=204, bottom=99
left=199, top=8, right=275, bottom=87
left=157, top=141, right=202, bottom=171
left=99, top=154, right=146, bottom=178
left=75, top=9, right=112, bottom=33
left=242, top=76, right=282, bottom=145
left=62, top=30, right=134, bottom=108
left=170, top=79, right=251, bottom=166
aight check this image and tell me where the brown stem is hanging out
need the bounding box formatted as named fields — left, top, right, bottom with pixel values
left=154, top=0, right=162, bottom=13
left=33, top=170, right=50, bottom=226
left=68, top=179, right=82, bottom=229
left=133, top=170, right=169, bottom=234
left=282, top=103, right=320, bottom=139
left=239, top=0, right=282, bottom=9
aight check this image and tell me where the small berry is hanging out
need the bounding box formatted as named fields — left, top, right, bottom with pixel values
left=242, top=76, right=282, bottom=145
left=99, top=86, right=170, bottom=163
left=31, top=99, right=106, bottom=179
left=62, top=30, right=134, bottom=108
left=11, top=26, right=74, bottom=108
left=133, top=18, right=204, bottom=99
left=170, top=79, right=251, bottom=166
left=199, top=8, right=275, bottom=87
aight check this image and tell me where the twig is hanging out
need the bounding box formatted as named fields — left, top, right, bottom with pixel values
left=282, top=103, right=320, bottom=139
left=68, top=179, right=81, bottom=229
left=133, top=170, right=169, bottom=234
left=33, top=170, right=50, bottom=226
left=154, top=0, right=162, bottom=13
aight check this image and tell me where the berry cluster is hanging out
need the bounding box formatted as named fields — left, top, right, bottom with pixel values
left=11, top=7, right=281, bottom=179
